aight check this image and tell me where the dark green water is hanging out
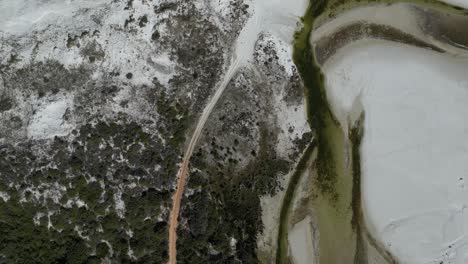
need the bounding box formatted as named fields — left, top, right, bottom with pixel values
left=275, top=1, right=335, bottom=263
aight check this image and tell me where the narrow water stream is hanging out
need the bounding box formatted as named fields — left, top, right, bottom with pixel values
left=277, top=0, right=468, bottom=263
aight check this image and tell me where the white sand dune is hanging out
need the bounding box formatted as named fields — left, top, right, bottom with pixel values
left=323, top=39, right=468, bottom=264
left=440, top=0, right=468, bottom=9
left=288, top=216, right=317, bottom=264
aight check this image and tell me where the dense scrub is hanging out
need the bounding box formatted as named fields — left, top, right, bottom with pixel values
left=0, top=0, right=252, bottom=261
left=177, top=128, right=291, bottom=263
left=0, top=118, right=177, bottom=262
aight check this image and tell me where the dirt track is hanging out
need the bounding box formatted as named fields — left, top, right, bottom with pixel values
left=168, top=58, right=240, bottom=264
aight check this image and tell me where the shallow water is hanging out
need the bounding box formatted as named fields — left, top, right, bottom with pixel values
left=280, top=1, right=468, bottom=263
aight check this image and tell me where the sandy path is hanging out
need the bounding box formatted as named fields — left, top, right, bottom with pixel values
left=167, top=0, right=307, bottom=262
left=168, top=58, right=240, bottom=264
left=167, top=4, right=266, bottom=262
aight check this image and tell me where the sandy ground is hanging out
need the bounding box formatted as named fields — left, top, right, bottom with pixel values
left=313, top=3, right=421, bottom=43
left=284, top=156, right=321, bottom=264
left=323, top=39, right=468, bottom=264
left=310, top=2, right=468, bottom=263
left=439, top=0, right=468, bottom=9
left=288, top=216, right=316, bottom=264
left=257, top=172, right=292, bottom=263
left=312, top=3, right=468, bottom=68
left=0, top=0, right=109, bottom=35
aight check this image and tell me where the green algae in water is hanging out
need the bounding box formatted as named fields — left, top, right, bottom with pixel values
left=276, top=0, right=341, bottom=263
left=277, top=0, right=468, bottom=263
left=293, top=0, right=340, bottom=200
left=275, top=142, right=316, bottom=264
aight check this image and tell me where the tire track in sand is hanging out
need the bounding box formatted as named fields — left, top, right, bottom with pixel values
left=168, top=58, right=241, bottom=264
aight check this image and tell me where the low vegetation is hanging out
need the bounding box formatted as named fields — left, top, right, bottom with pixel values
left=177, top=128, right=292, bottom=263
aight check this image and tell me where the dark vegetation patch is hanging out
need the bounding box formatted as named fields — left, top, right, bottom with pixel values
left=0, top=117, right=176, bottom=262
left=3, top=60, right=90, bottom=98
left=124, top=0, right=134, bottom=10
left=151, top=0, right=250, bottom=114
left=0, top=48, right=194, bottom=260
left=253, top=35, right=284, bottom=81
left=221, top=0, right=250, bottom=29
left=0, top=195, right=98, bottom=264
left=0, top=95, right=13, bottom=112
left=7, top=53, right=20, bottom=65
left=153, top=88, right=192, bottom=148
left=154, top=2, right=178, bottom=14
left=80, top=41, right=105, bottom=62
left=177, top=128, right=291, bottom=263
left=159, top=1, right=225, bottom=112
left=124, top=15, right=135, bottom=28
left=292, top=131, right=313, bottom=158
left=139, top=15, right=148, bottom=27
left=67, top=34, right=80, bottom=48
left=283, top=70, right=305, bottom=105
left=66, top=31, right=92, bottom=49
left=0, top=0, right=257, bottom=263
left=151, top=30, right=160, bottom=41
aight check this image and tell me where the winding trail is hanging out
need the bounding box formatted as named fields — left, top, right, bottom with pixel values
left=167, top=0, right=307, bottom=262
left=167, top=1, right=468, bottom=263
left=167, top=9, right=260, bottom=262
left=168, top=57, right=240, bottom=264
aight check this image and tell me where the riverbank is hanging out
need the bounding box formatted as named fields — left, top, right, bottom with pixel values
left=323, top=39, right=468, bottom=264
left=312, top=2, right=468, bottom=68
left=277, top=0, right=468, bottom=263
